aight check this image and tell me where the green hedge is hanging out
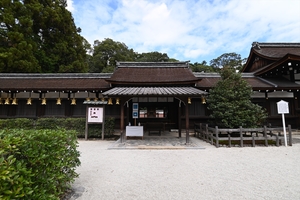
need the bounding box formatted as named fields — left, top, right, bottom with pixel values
left=0, top=129, right=80, bottom=199
left=0, top=117, right=115, bottom=138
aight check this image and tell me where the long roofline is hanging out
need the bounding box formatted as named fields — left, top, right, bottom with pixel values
left=0, top=73, right=113, bottom=78
left=116, top=61, right=190, bottom=68
left=252, top=42, right=300, bottom=48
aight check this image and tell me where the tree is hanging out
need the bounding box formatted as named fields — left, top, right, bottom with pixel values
left=206, top=67, right=267, bottom=128
left=135, top=51, right=169, bottom=62
left=209, top=52, right=245, bottom=71
left=0, top=0, right=40, bottom=72
left=90, top=38, right=137, bottom=73
left=190, top=61, right=216, bottom=72
left=0, top=0, right=89, bottom=73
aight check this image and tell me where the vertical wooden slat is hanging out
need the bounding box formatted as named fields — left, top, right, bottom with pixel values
left=120, top=101, right=124, bottom=143
left=215, top=126, right=219, bottom=148
left=288, top=125, right=292, bottom=146
left=240, top=126, right=243, bottom=147
left=85, top=106, right=88, bottom=140
left=264, top=126, right=268, bottom=146
left=102, top=106, right=105, bottom=140
left=178, top=101, right=182, bottom=138
left=185, top=101, right=189, bottom=144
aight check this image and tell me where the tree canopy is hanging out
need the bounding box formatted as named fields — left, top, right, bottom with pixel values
left=190, top=61, right=217, bottom=73
left=135, top=51, right=169, bottom=62
left=89, top=38, right=137, bottom=73
left=209, top=52, right=245, bottom=71
left=0, top=0, right=89, bottom=73
left=0, top=0, right=247, bottom=74
left=206, top=67, right=267, bottom=128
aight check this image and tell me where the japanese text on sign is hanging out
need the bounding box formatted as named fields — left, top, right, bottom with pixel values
left=88, top=107, right=103, bottom=123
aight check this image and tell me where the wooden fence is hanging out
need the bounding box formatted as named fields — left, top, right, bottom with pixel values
left=194, top=123, right=293, bottom=148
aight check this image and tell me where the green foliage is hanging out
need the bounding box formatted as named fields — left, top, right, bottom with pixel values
left=190, top=61, right=217, bottom=72
left=0, top=129, right=80, bottom=199
left=0, top=137, right=34, bottom=199
left=0, top=0, right=89, bottom=73
left=90, top=38, right=137, bottom=73
left=209, top=52, right=246, bottom=71
left=0, top=117, right=115, bottom=138
left=135, top=51, right=169, bottom=62
left=207, top=67, right=267, bottom=128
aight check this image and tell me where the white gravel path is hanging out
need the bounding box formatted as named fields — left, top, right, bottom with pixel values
left=70, top=139, right=300, bottom=200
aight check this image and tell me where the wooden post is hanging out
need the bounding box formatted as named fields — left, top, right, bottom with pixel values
left=240, top=126, right=243, bottom=147
left=264, top=126, right=268, bottom=147
left=205, top=124, right=208, bottom=142
left=275, top=134, right=279, bottom=147
left=228, top=133, right=231, bottom=148
left=120, top=101, right=124, bottom=143
left=85, top=106, right=89, bottom=140
left=102, top=106, right=105, bottom=140
left=215, top=126, right=219, bottom=148
left=185, top=101, right=189, bottom=144
left=178, top=101, right=182, bottom=138
left=252, top=134, right=255, bottom=147
left=288, top=125, right=292, bottom=146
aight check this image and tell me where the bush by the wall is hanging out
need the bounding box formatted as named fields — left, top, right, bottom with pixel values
left=0, top=117, right=115, bottom=138
left=0, top=118, right=35, bottom=130
left=0, top=129, right=81, bottom=199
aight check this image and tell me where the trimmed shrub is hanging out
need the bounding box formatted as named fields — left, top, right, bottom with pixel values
left=0, top=118, right=34, bottom=130
left=0, top=117, right=116, bottom=138
left=0, top=129, right=81, bottom=199
left=0, top=136, right=34, bottom=199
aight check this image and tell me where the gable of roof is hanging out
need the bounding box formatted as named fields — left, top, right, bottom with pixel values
left=106, top=61, right=199, bottom=85
left=241, top=42, right=300, bottom=73
left=251, top=42, right=300, bottom=58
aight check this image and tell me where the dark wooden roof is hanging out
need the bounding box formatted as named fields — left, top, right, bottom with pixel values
left=194, top=73, right=277, bottom=90
left=102, top=87, right=207, bottom=97
left=251, top=42, right=300, bottom=58
left=254, top=54, right=300, bottom=75
left=0, top=74, right=111, bottom=91
left=107, top=62, right=199, bottom=85
left=242, top=42, right=300, bottom=73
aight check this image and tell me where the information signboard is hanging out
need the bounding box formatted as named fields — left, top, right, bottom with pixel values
left=277, top=100, right=289, bottom=114
left=88, top=107, right=103, bottom=123
left=277, top=100, right=289, bottom=146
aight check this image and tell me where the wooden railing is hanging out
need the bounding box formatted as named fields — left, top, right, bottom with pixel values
left=194, top=123, right=293, bottom=148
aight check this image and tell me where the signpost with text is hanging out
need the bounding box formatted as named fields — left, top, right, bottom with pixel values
left=85, top=106, right=105, bottom=140
left=277, top=100, right=289, bottom=147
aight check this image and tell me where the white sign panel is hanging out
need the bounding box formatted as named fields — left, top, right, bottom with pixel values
left=277, top=100, right=289, bottom=114
left=88, top=107, right=103, bottom=123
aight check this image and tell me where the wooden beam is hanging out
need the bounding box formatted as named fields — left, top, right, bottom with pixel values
left=185, top=99, right=189, bottom=144
left=120, top=100, right=124, bottom=143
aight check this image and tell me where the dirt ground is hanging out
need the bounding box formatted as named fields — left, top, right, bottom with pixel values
left=67, top=136, right=300, bottom=200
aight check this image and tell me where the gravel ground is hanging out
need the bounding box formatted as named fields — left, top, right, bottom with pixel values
left=68, top=137, right=300, bottom=200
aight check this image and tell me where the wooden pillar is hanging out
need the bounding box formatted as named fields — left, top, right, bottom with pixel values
left=178, top=100, right=182, bottom=137
left=102, top=106, right=105, bottom=140
left=120, top=100, right=125, bottom=143
left=185, top=100, right=189, bottom=144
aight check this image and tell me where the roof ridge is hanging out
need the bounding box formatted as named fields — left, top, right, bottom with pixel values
left=116, top=61, right=190, bottom=68
left=252, top=42, right=300, bottom=49
left=0, top=73, right=112, bottom=78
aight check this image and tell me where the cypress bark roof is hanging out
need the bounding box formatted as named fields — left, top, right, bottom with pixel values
left=0, top=74, right=110, bottom=91
left=251, top=42, right=300, bottom=58
left=106, top=62, right=199, bottom=85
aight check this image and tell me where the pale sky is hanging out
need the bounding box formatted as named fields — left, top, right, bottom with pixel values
left=66, top=0, right=300, bottom=63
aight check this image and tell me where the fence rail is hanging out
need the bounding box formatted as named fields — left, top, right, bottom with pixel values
left=194, top=123, right=293, bottom=148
